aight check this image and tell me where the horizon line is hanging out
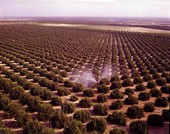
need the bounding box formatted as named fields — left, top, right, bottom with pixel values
left=1, top=16, right=170, bottom=19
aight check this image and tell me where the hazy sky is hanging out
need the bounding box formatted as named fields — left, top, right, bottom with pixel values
left=0, top=0, right=170, bottom=18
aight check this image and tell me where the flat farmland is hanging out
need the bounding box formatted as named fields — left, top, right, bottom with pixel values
left=0, top=23, right=170, bottom=134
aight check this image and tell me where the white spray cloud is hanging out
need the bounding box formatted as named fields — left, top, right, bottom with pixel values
left=71, top=64, right=119, bottom=87
left=100, top=64, right=112, bottom=80
left=112, top=63, right=119, bottom=76
left=73, top=70, right=97, bottom=87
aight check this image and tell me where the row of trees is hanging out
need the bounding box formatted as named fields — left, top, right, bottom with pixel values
left=0, top=24, right=169, bottom=133
left=0, top=23, right=169, bottom=84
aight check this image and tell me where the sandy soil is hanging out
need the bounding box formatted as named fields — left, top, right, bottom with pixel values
left=1, top=22, right=170, bottom=34
left=39, top=23, right=170, bottom=34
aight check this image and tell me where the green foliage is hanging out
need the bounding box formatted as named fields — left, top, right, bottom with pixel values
left=143, top=75, right=152, bottom=82
left=130, top=120, right=148, bottom=134
left=50, top=111, right=68, bottom=129
left=157, top=67, right=165, bottom=73
left=122, top=78, right=133, bottom=87
left=135, top=84, right=146, bottom=91
left=30, top=84, right=52, bottom=100
left=0, top=128, right=14, bottom=134
left=153, top=73, right=161, bottom=79
left=9, top=85, right=24, bottom=100
left=138, top=92, right=150, bottom=101
left=37, top=104, right=54, bottom=121
left=93, top=104, right=108, bottom=116
left=23, top=120, right=55, bottom=134
left=51, top=96, right=62, bottom=106
left=168, top=96, right=170, bottom=102
left=124, top=95, right=138, bottom=105
left=20, top=69, right=28, bottom=76
left=110, top=81, right=122, bottom=90
left=126, top=105, right=144, bottom=119
left=15, top=110, right=31, bottom=127
left=87, top=118, right=107, bottom=133
left=150, top=88, right=162, bottom=97
left=42, top=127, right=55, bottom=134
left=19, top=93, right=31, bottom=106
left=161, top=72, right=169, bottom=77
left=124, top=88, right=134, bottom=95
left=147, top=80, right=156, bottom=88
left=140, top=70, right=149, bottom=76
left=110, top=76, right=120, bottom=82
left=0, top=117, right=3, bottom=128
left=166, top=76, right=170, bottom=83
left=26, top=72, right=35, bottom=79
left=83, top=89, right=94, bottom=97
left=162, top=109, right=170, bottom=121
left=99, top=78, right=110, bottom=85
left=63, top=120, right=87, bottom=134
left=57, top=87, right=70, bottom=96
left=156, top=78, right=167, bottom=86
left=70, top=95, right=78, bottom=102
left=133, top=77, right=143, bottom=84
left=144, top=102, right=155, bottom=112
left=107, top=111, right=127, bottom=126
left=60, top=71, right=68, bottom=77
left=73, top=110, right=91, bottom=123
left=160, top=86, right=170, bottom=94
left=110, top=90, right=124, bottom=99
left=46, top=72, right=56, bottom=80
left=97, top=84, right=110, bottom=94
left=53, top=75, right=64, bottom=83
left=121, top=75, right=129, bottom=80
left=0, top=78, right=14, bottom=94
left=79, top=98, right=91, bottom=108
left=39, top=88, right=52, bottom=100
left=109, top=128, right=128, bottom=134
left=147, top=114, right=164, bottom=127
left=72, top=83, right=83, bottom=92
left=0, top=96, right=11, bottom=110
left=27, top=96, right=42, bottom=112
left=38, top=78, right=52, bottom=88
left=155, top=97, right=168, bottom=107
left=97, top=94, right=107, bottom=103
left=61, top=102, right=75, bottom=114
left=110, top=100, right=123, bottom=110
left=30, top=84, right=43, bottom=96
left=4, top=103, right=22, bottom=118
left=64, top=80, right=74, bottom=87
left=23, top=81, right=32, bottom=90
